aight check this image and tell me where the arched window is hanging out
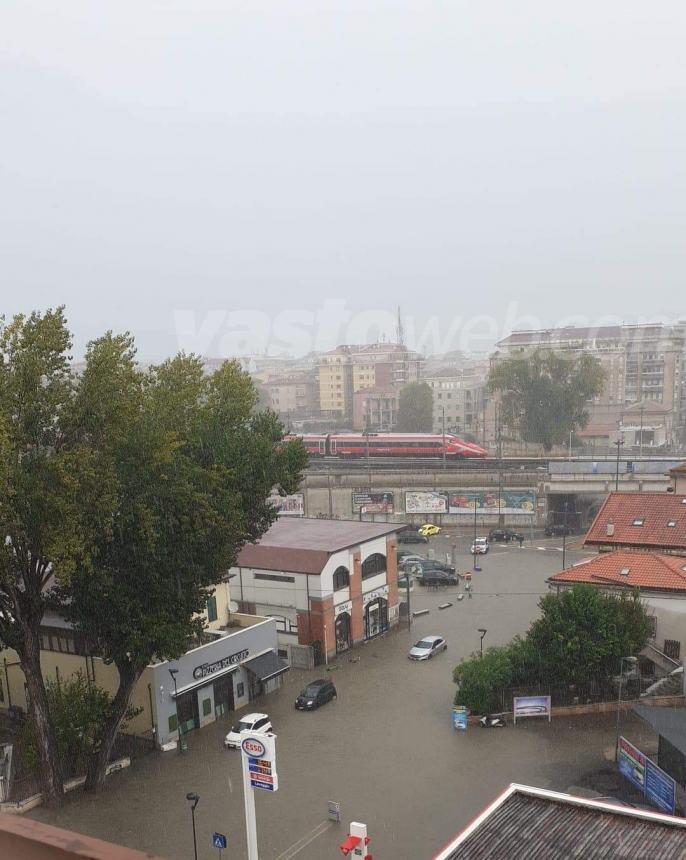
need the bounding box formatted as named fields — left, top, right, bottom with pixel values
left=333, top=566, right=350, bottom=591
left=361, top=553, right=386, bottom=580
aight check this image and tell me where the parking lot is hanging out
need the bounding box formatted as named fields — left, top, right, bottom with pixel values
left=30, top=534, right=653, bottom=859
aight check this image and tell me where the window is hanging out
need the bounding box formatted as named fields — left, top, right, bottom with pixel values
left=333, top=566, right=350, bottom=590
left=254, top=572, right=295, bottom=583
left=361, top=553, right=387, bottom=579
left=667, top=521, right=677, bottom=528
left=206, top=594, right=218, bottom=623
left=647, top=615, right=657, bottom=639
left=632, top=518, right=644, bottom=526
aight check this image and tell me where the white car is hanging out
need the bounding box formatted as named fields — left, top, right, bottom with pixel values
left=224, top=712, right=272, bottom=749
left=471, top=537, right=489, bottom=555
left=408, top=635, right=447, bottom=661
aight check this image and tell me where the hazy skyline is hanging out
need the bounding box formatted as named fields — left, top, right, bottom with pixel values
left=2, top=2, right=685, bottom=359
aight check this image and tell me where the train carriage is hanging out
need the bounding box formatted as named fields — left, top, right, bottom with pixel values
left=288, top=432, right=487, bottom=459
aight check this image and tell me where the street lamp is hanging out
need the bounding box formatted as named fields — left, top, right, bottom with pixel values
left=615, top=656, right=638, bottom=760
left=478, top=628, right=487, bottom=658
left=561, top=499, right=569, bottom=570
left=186, top=792, right=200, bottom=860
left=168, top=667, right=184, bottom=754
left=614, top=435, right=624, bottom=492
left=442, top=406, right=446, bottom=470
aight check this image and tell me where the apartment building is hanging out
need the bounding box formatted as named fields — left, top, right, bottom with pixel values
left=423, top=364, right=488, bottom=437
left=352, top=386, right=400, bottom=430
left=495, top=323, right=686, bottom=446
left=265, top=371, right=318, bottom=420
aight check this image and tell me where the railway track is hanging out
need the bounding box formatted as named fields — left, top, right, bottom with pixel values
left=306, top=457, right=550, bottom=472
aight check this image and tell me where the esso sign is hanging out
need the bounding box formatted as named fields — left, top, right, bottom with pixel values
left=241, top=737, right=267, bottom=758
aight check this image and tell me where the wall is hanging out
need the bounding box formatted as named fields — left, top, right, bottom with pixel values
left=643, top=595, right=686, bottom=652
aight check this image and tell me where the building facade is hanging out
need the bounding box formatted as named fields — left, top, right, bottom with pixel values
left=352, top=386, right=400, bottom=430
left=423, top=365, right=488, bottom=437
left=265, top=371, right=318, bottom=420
left=229, top=518, right=402, bottom=660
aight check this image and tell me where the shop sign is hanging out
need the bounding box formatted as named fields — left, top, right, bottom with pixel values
left=363, top=585, right=389, bottom=605
left=193, top=649, right=249, bottom=680
left=335, top=601, right=352, bottom=617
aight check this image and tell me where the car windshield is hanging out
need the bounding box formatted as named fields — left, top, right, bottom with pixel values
left=235, top=718, right=255, bottom=731
left=415, top=640, right=433, bottom=649
left=303, top=686, right=321, bottom=697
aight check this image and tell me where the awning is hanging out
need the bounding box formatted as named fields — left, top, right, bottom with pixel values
left=633, top=704, right=686, bottom=756
left=242, top=650, right=289, bottom=682
left=171, top=664, right=239, bottom=698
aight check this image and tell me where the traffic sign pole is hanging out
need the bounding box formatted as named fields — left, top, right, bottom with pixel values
left=241, top=751, right=259, bottom=860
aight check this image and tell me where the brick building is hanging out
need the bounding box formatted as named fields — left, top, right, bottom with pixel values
left=229, top=518, right=402, bottom=660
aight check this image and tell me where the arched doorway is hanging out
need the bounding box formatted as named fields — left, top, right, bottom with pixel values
left=335, top=612, right=352, bottom=653
left=364, top=597, right=389, bottom=640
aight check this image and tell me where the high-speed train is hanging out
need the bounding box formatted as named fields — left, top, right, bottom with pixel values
left=287, top=433, right=488, bottom=459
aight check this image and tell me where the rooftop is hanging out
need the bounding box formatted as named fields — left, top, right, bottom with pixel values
left=584, top=492, right=686, bottom=551
left=235, top=517, right=402, bottom=574
left=434, top=784, right=686, bottom=859
left=548, top=550, right=686, bottom=594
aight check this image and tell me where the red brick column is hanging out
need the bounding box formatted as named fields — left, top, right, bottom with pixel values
left=386, top=538, right=398, bottom=613
left=350, top=550, right=364, bottom=644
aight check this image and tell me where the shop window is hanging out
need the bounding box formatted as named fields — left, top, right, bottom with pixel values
left=202, top=697, right=212, bottom=717
left=333, top=566, right=350, bottom=590
left=206, top=594, right=218, bottom=623
left=168, top=713, right=178, bottom=733
left=361, top=553, right=387, bottom=579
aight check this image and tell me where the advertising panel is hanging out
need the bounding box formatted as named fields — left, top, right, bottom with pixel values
left=352, top=491, right=394, bottom=514
left=268, top=493, right=304, bottom=516
left=618, top=737, right=676, bottom=814
left=452, top=706, right=468, bottom=731
left=448, top=491, right=536, bottom=515
left=513, top=695, right=551, bottom=723
left=405, top=491, right=448, bottom=514
left=618, top=736, right=646, bottom=791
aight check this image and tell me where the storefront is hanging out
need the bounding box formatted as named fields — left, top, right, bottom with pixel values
left=153, top=618, right=287, bottom=749
left=363, top=586, right=389, bottom=640
left=334, top=601, right=353, bottom=653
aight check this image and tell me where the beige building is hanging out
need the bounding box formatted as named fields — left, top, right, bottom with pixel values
left=423, top=364, right=488, bottom=438
left=494, top=323, right=686, bottom=447
left=265, top=371, right=318, bottom=420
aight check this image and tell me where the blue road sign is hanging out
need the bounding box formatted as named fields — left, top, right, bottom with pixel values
left=212, top=832, right=227, bottom=850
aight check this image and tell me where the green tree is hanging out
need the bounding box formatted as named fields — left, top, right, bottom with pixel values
left=59, top=340, right=307, bottom=792
left=397, top=382, right=433, bottom=432
left=488, top=350, right=605, bottom=450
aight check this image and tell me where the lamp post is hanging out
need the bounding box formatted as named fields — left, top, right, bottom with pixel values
left=615, top=656, right=638, bottom=760
left=568, top=429, right=573, bottom=461
left=561, top=499, right=569, bottom=570
left=442, top=406, right=446, bottom=470
left=186, top=792, right=200, bottom=860
left=168, top=667, right=183, bottom=753
left=614, top=435, right=624, bottom=492
left=478, top=628, right=487, bottom=658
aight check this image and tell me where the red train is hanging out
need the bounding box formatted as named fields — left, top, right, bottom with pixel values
left=288, top=433, right=488, bottom=459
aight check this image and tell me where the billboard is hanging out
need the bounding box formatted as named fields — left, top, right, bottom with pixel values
left=618, top=737, right=676, bottom=814
left=352, top=491, right=394, bottom=514
left=513, top=695, right=551, bottom=723
left=618, top=736, right=646, bottom=791
left=267, top=493, right=304, bottom=516
left=452, top=706, right=468, bottom=731
left=448, top=491, right=536, bottom=516
left=405, top=491, right=448, bottom=514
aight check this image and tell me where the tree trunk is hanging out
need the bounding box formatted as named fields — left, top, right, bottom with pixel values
left=18, top=636, right=64, bottom=805
left=84, top=660, right=142, bottom=793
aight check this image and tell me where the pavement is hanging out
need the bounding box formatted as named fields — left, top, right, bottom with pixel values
left=29, top=534, right=656, bottom=859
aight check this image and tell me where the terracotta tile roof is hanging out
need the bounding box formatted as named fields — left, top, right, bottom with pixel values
left=584, top=492, right=686, bottom=551
left=548, top=550, right=686, bottom=593
left=236, top=517, right=402, bottom=574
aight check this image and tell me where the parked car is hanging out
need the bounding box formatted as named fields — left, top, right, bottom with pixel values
left=416, top=570, right=459, bottom=586
left=397, top=529, right=429, bottom=545
left=224, top=712, right=272, bottom=749
left=398, top=554, right=428, bottom=567
left=471, top=537, right=489, bottom=554
left=408, top=635, right=447, bottom=660
left=488, top=528, right=523, bottom=542
left=295, top=679, right=337, bottom=710
left=397, top=548, right=419, bottom=560
left=545, top=523, right=575, bottom=537
left=418, top=523, right=441, bottom=537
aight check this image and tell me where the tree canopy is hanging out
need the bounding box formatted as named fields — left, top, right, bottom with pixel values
left=397, top=381, right=433, bottom=432
left=488, top=350, right=605, bottom=450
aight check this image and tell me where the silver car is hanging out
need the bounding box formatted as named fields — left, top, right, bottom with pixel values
left=408, top=635, right=447, bottom=661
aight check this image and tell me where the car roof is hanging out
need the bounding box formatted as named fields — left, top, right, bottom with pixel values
left=240, top=712, right=269, bottom=722
left=418, top=635, right=443, bottom=643
left=306, top=679, right=330, bottom=687
left=475, top=537, right=488, bottom=541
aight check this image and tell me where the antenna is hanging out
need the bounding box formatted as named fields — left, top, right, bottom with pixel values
left=396, top=305, right=405, bottom=346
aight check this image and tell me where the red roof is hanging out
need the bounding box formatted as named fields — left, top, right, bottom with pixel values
left=584, top=492, right=686, bottom=551
left=548, top=550, right=686, bottom=593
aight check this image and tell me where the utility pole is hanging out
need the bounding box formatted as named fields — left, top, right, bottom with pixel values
left=639, top=405, right=645, bottom=459
left=497, top=402, right=503, bottom=527
left=442, top=406, right=446, bottom=470
left=568, top=429, right=573, bottom=461
left=406, top=568, right=412, bottom=632
left=614, top=436, right=624, bottom=492
left=562, top=498, right=569, bottom=570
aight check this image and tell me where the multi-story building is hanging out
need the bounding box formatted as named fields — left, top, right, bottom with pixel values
left=318, top=343, right=423, bottom=421
left=423, top=364, right=489, bottom=437
left=265, top=371, right=318, bottom=420
left=494, top=323, right=686, bottom=446
left=352, top=386, right=400, bottom=430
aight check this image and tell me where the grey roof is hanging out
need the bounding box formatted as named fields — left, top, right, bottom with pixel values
left=236, top=517, right=402, bottom=574
left=633, top=705, right=686, bottom=756
left=242, top=650, right=289, bottom=681
left=436, top=785, right=686, bottom=859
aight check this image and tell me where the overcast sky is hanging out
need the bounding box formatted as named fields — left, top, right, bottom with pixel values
left=2, top=2, right=685, bottom=359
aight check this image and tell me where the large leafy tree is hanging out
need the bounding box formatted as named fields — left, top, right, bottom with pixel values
left=59, top=338, right=307, bottom=791
left=397, top=381, right=433, bottom=432
left=488, top=350, right=605, bottom=450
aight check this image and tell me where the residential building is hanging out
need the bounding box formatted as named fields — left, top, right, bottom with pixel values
left=352, top=386, right=400, bottom=430
left=434, top=783, right=686, bottom=859
left=583, top=492, right=686, bottom=555
left=494, top=323, right=686, bottom=446
left=318, top=345, right=354, bottom=418
left=547, top=550, right=686, bottom=659
left=0, top=582, right=287, bottom=750
left=423, top=364, right=489, bottom=437
left=670, top=462, right=686, bottom=494
left=230, top=518, right=402, bottom=660
left=264, top=371, right=318, bottom=420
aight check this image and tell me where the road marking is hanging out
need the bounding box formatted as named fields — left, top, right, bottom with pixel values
left=276, top=820, right=334, bottom=859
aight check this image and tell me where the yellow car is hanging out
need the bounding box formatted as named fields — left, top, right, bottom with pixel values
left=418, top=524, right=441, bottom=537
